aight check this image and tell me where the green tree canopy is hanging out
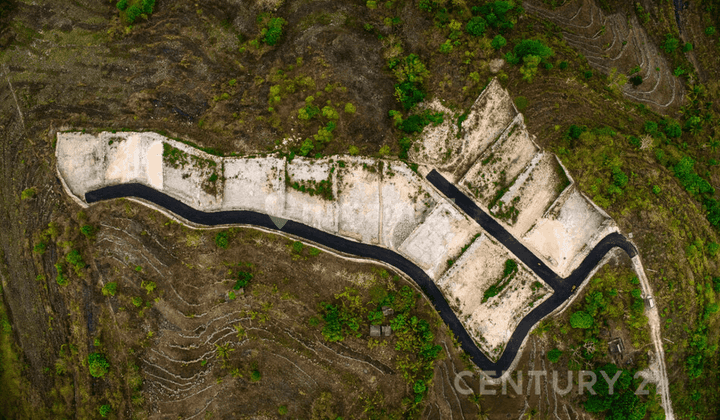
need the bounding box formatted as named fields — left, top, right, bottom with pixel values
left=513, top=39, right=554, bottom=60
left=569, top=310, right=594, bottom=329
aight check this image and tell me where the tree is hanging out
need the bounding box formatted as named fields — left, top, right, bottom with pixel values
left=214, top=231, right=229, bottom=249
left=465, top=16, right=487, bottom=36
left=664, top=118, right=682, bottom=138
left=547, top=348, right=562, bottom=363
left=125, top=5, right=142, bottom=23
left=116, top=0, right=128, bottom=11
left=569, top=311, right=593, bottom=329
left=513, top=39, right=554, bottom=60
left=141, top=0, right=154, bottom=14
left=474, top=1, right=517, bottom=31
left=519, top=55, right=541, bottom=82
left=262, top=17, right=286, bottom=46
left=99, top=405, right=112, bottom=417
left=491, top=34, right=507, bottom=50
left=88, top=352, right=110, bottom=378
left=102, top=282, right=118, bottom=297
left=235, top=270, right=253, bottom=289
left=662, top=34, right=679, bottom=53
left=394, top=81, right=425, bottom=110
left=80, top=224, right=96, bottom=238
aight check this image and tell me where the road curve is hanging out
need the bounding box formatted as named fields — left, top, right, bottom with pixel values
left=85, top=171, right=637, bottom=376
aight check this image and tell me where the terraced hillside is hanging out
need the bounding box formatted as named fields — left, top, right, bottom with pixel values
left=86, top=202, right=483, bottom=418
left=524, top=0, right=684, bottom=112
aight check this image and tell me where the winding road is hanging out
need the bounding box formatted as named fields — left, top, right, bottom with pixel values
left=85, top=170, right=638, bottom=376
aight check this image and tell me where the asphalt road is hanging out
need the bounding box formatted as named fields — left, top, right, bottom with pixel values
left=85, top=172, right=636, bottom=376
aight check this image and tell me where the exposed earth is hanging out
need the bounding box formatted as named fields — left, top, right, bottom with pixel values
left=3, top=0, right=720, bottom=418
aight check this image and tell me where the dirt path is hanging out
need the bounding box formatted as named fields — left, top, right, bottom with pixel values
left=632, top=255, right=675, bottom=420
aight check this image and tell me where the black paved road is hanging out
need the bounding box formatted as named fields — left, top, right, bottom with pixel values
left=85, top=172, right=636, bottom=376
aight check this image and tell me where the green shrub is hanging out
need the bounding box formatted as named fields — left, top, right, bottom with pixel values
left=713, top=277, right=720, bottom=292
left=344, top=103, right=356, bottom=114
left=88, top=352, right=110, bottom=378
left=672, top=156, right=714, bottom=195
left=513, top=39, right=554, bottom=60
left=66, top=250, right=85, bottom=268
left=503, top=259, right=517, bottom=276
left=33, top=242, right=46, bottom=254
left=438, top=39, right=453, bottom=54
left=215, top=231, right=229, bottom=249
left=569, top=311, right=593, bottom=329
left=706, top=26, right=716, bottom=36
left=102, top=282, right=118, bottom=297
left=473, top=1, right=517, bottom=31
left=298, top=138, right=314, bottom=156
left=547, top=348, right=562, bottom=363
left=20, top=187, right=36, bottom=200
left=661, top=34, right=679, bottom=53
left=366, top=0, right=377, bottom=8
left=629, top=75, right=642, bottom=86
left=116, top=0, right=128, bottom=11
left=278, top=405, right=288, bottom=415
left=465, top=16, right=487, bottom=36
left=664, top=119, right=682, bottom=138
left=558, top=61, right=568, bottom=70
left=99, top=405, right=112, bottom=418
left=55, top=263, right=68, bottom=286
left=235, top=270, right=253, bottom=289
left=262, top=17, right=286, bottom=46
left=250, top=369, right=261, bottom=382
left=644, top=121, right=658, bottom=134
left=80, top=224, right=96, bottom=238
left=491, top=34, right=507, bottom=50
left=394, top=81, right=425, bottom=110
left=584, top=70, right=593, bottom=79
left=652, top=185, right=661, bottom=195
left=141, top=0, right=155, bottom=14
left=292, top=241, right=304, bottom=253
left=611, top=167, right=628, bottom=188
left=321, top=106, right=339, bottom=120
left=398, top=136, right=413, bottom=159
left=348, top=145, right=359, bottom=156
left=125, top=5, right=142, bottom=23
left=392, top=54, right=429, bottom=84
left=514, top=96, right=528, bottom=111
left=707, top=242, right=719, bottom=257
left=132, top=297, right=143, bottom=307
left=682, top=42, right=693, bottom=52
left=143, top=281, right=156, bottom=294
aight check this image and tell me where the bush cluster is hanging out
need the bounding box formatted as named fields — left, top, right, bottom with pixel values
left=88, top=352, right=110, bottom=378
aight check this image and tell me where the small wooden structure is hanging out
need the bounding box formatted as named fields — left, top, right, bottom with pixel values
left=382, top=326, right=392, bottom=337
left=382, top=306, right=394, bottom=317
left=370, top=325, right=381, bottom=337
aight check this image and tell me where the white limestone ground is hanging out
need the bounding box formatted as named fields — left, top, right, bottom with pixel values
left=162, top=142, right=224, bottom=211
left=336, top=158, right=380, bottom=244
left=410, top=78, right=518, bottom=184
left=285, top=158, right=339, bottom=234
left=522, top=185, right=616, bottom=278
left=56, top=132, right=460, bottom=279
left=460, top=114, right=539, bottom=207
left=494, top=153, right=563, bottom=238
left=437, top=234, right=552, bottom=362
left=380, top=162, right=440, bottom=250
left=222, top=156, right=286, bottom=218
left=398, top=202, right=482, bottom=279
